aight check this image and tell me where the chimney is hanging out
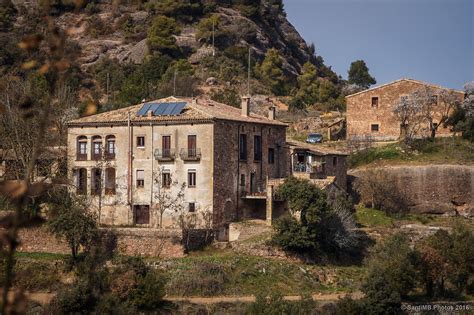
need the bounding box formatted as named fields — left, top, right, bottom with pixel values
left=268, top=106, right=276, bottom=120
left=241, top=95, right=250, bottom=117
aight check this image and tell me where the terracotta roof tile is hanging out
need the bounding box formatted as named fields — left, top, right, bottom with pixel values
left=68, top=96, right=287, bottom=127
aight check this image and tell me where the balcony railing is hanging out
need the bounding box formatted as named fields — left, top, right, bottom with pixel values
left=76, top=153, right=87, bottom=161
left=154, top=148, right=176, bottom=161
left=180, top=148, right=201, bottom=161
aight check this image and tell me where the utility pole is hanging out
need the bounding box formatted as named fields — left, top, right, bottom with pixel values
left=173, top=70, right=177, bottom=96
left=106, top=72, right=110, bottom=102
left=212, top=20, right=215, bottom=57
left=247, top=47, right=251, bottom=96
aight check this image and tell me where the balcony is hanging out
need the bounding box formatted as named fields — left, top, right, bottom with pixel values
left=180, top=148, right=201, bottom=161
left=76, top=153, right=87, bottom=161
left=154, top=148, right=176, bottom=161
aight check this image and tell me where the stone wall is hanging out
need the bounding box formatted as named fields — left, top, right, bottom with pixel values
left=0, top=216, right=185, bottom=258
left=346, top=79, right=464, bottom=141
left=349, top=165, right=474, bottom=216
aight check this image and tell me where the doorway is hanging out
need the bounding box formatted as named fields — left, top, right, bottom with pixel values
left=134, top=205, right=150, bottom=225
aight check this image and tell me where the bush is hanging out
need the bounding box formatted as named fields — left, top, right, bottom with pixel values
left=272, top=215, right=316, bottom=253
left=210, top=87, right=241, bottom=108
left=245, top=292, right=317, bottom=315
left=147, top=15, right=181, bottom=57
left=335, top=296, right=363, bottom=315
left=416, top=223, right=474, bottom=298
left=130, top=270, right=167, bottom=310
left=255, top=48, right=289, bottom=96
left=361, top=233, right=417, bottom=313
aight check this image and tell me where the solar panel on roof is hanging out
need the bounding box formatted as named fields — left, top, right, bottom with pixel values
left=149, top=103, right=160, bottom=114
left=154, top=103, right=168, bottom=115
left=137, top=103, right=152, bottom=116
left=163, top=102, right=177, bottom=115
left=171, top=102, right=187, bottom=115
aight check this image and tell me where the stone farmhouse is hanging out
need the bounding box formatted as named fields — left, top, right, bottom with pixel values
left=67, top=96, right=289, bottom=238
left=67, top=96, right=349, bottom=239
left=346, top=78, right=465, bottom=141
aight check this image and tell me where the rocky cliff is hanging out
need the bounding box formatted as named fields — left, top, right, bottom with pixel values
left=350, top=165, right=474, bottom=217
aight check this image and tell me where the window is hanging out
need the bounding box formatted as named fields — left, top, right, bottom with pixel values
left=106, top=135, right=116, bottom=158
left=188, top=169, right=196, bottom=187
left=333, top=156, right=337, bottom=166
left=162, top=171, right=171, bottom=188
left=371, top=97, right=379, bottom=108
left=430, top=95, right=438, bottom=105
left=162, top=135, right=171, bottom=157
left=240, top=174, right=245, bottom=186
left=136, top=170, right=144, bottom=188
left=105, top=168, right=116, bottom=195
left=91, top=168, right=102, bottom=195
left=239, top=134, right=247, bottom=160
left=136, top=136, right=145, bottom=148
left=77, top=136, right=87, bottom=160
left=92, top=136, right=102, bottom=160
left=400, top=95, right=409, bottom=102
left=188, top=202, right=196, bottom=213
left=254, top=135, right=262, bottom=161
left=268, top=148, right=275, bottom=164
left=188, top=135, right=197, bottom=157
left=77, top=168, right=87, bottom=195
left=371, top=124, right=379, bottom=132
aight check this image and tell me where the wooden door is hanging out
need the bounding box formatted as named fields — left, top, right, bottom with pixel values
left=135, top=205, right=150, bottom=225
left=188, top=135, right=196, bottom=157
left=162, top=136, right=171, bottom=157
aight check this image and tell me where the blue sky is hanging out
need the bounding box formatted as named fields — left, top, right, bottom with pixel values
left=284, top=0, right=473, bottom=89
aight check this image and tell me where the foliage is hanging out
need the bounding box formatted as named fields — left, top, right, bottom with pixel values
left=272, top=215, right=316, bottom=252
left=273, top=177, right=358, bottom=257
left=47, top=191, right=99, bottom=260
left=446, top=81, right=474, bottom=141
left=335, top=296, right=363, bottom=315
left=416, top=223, right=474, bottom=298
left=354, top=169, right=409, bottom=215
left=347, top=60, right=376, bottom=89
left=130, top=270, right=167, bottom=310
left=245, top=292, right=317, bottom=315
left=210, top=86, right=241, bottom=108
left=233, top=0, right=261, bottom=18
left=361, top=233, right=417, bottom=314
left=147, top=15, right=181, bottom=57
left=146, top=0, right=203, bottom=22
left=0, top=0, right=17, bottom=32
left=255, top=48, right=288, bottom=96
left=291, top=62, right=342, bottom=111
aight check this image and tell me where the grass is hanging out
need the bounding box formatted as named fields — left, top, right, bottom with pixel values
left=348, top=137, right=473, bottom=168
left=162, top=252, right=363, bottom=296
left=14, top=252, right=70, bottom=261
left=355, top=207, right=394, bottom=228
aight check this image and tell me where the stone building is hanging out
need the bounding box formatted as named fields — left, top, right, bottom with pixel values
left=346, top=78, right=465, bottom=141
left=67, top=96, right=288, bottom=238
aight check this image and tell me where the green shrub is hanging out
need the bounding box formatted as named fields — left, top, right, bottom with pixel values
left=245, top=292, right=317, bottom=315
left=130, top=270, right=167, bottom=310
left=272, top=215, right=316, bottom=253
left=210, top=87, right=240, bottom=108
left=361, top=233, right=417, bottom=313
left=335, top=296, right=363, bottom=315
left=0, top=0, right=17, bottom=31
left=147, top=15, right=181, bottom=57
left=255, top=48, right=289, bottom=96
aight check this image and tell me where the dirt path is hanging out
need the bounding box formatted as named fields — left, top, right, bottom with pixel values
left=165, top=292, right=363, bottom=304
left=21, top=291, right=363, bottom=306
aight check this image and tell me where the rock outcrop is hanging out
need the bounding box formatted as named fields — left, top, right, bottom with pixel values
left=350, top=165, right=474, bottom=217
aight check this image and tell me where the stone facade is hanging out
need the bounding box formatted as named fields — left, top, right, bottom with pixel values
left=346, top=79, right=465, bottom=141
left=67, top=96, right=287, bottom=238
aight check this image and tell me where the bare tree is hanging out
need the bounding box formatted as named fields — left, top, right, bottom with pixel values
left=394, top=86, right=461, bottom=142
left=152, top=167, right=186, bottom=228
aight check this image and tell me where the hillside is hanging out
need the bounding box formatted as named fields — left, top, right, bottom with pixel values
left=1, top=0, right=340, bottom=113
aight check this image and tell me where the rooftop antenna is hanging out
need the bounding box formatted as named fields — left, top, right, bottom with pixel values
left=247, top=47, right=251, bottom=96
left=173, top=70, right=177, bottom=96
left=212, top=20, right=215, bottom=57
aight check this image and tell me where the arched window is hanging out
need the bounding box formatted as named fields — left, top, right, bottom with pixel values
left=91, top=136, right=102, bottom=160
left=105, top=135, right=116, bottom=159
left=76, top=136, right=88, bottom=161
left=77, top=168, right=87, bottom=195
left=105, top=168, right=116, bottom=195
